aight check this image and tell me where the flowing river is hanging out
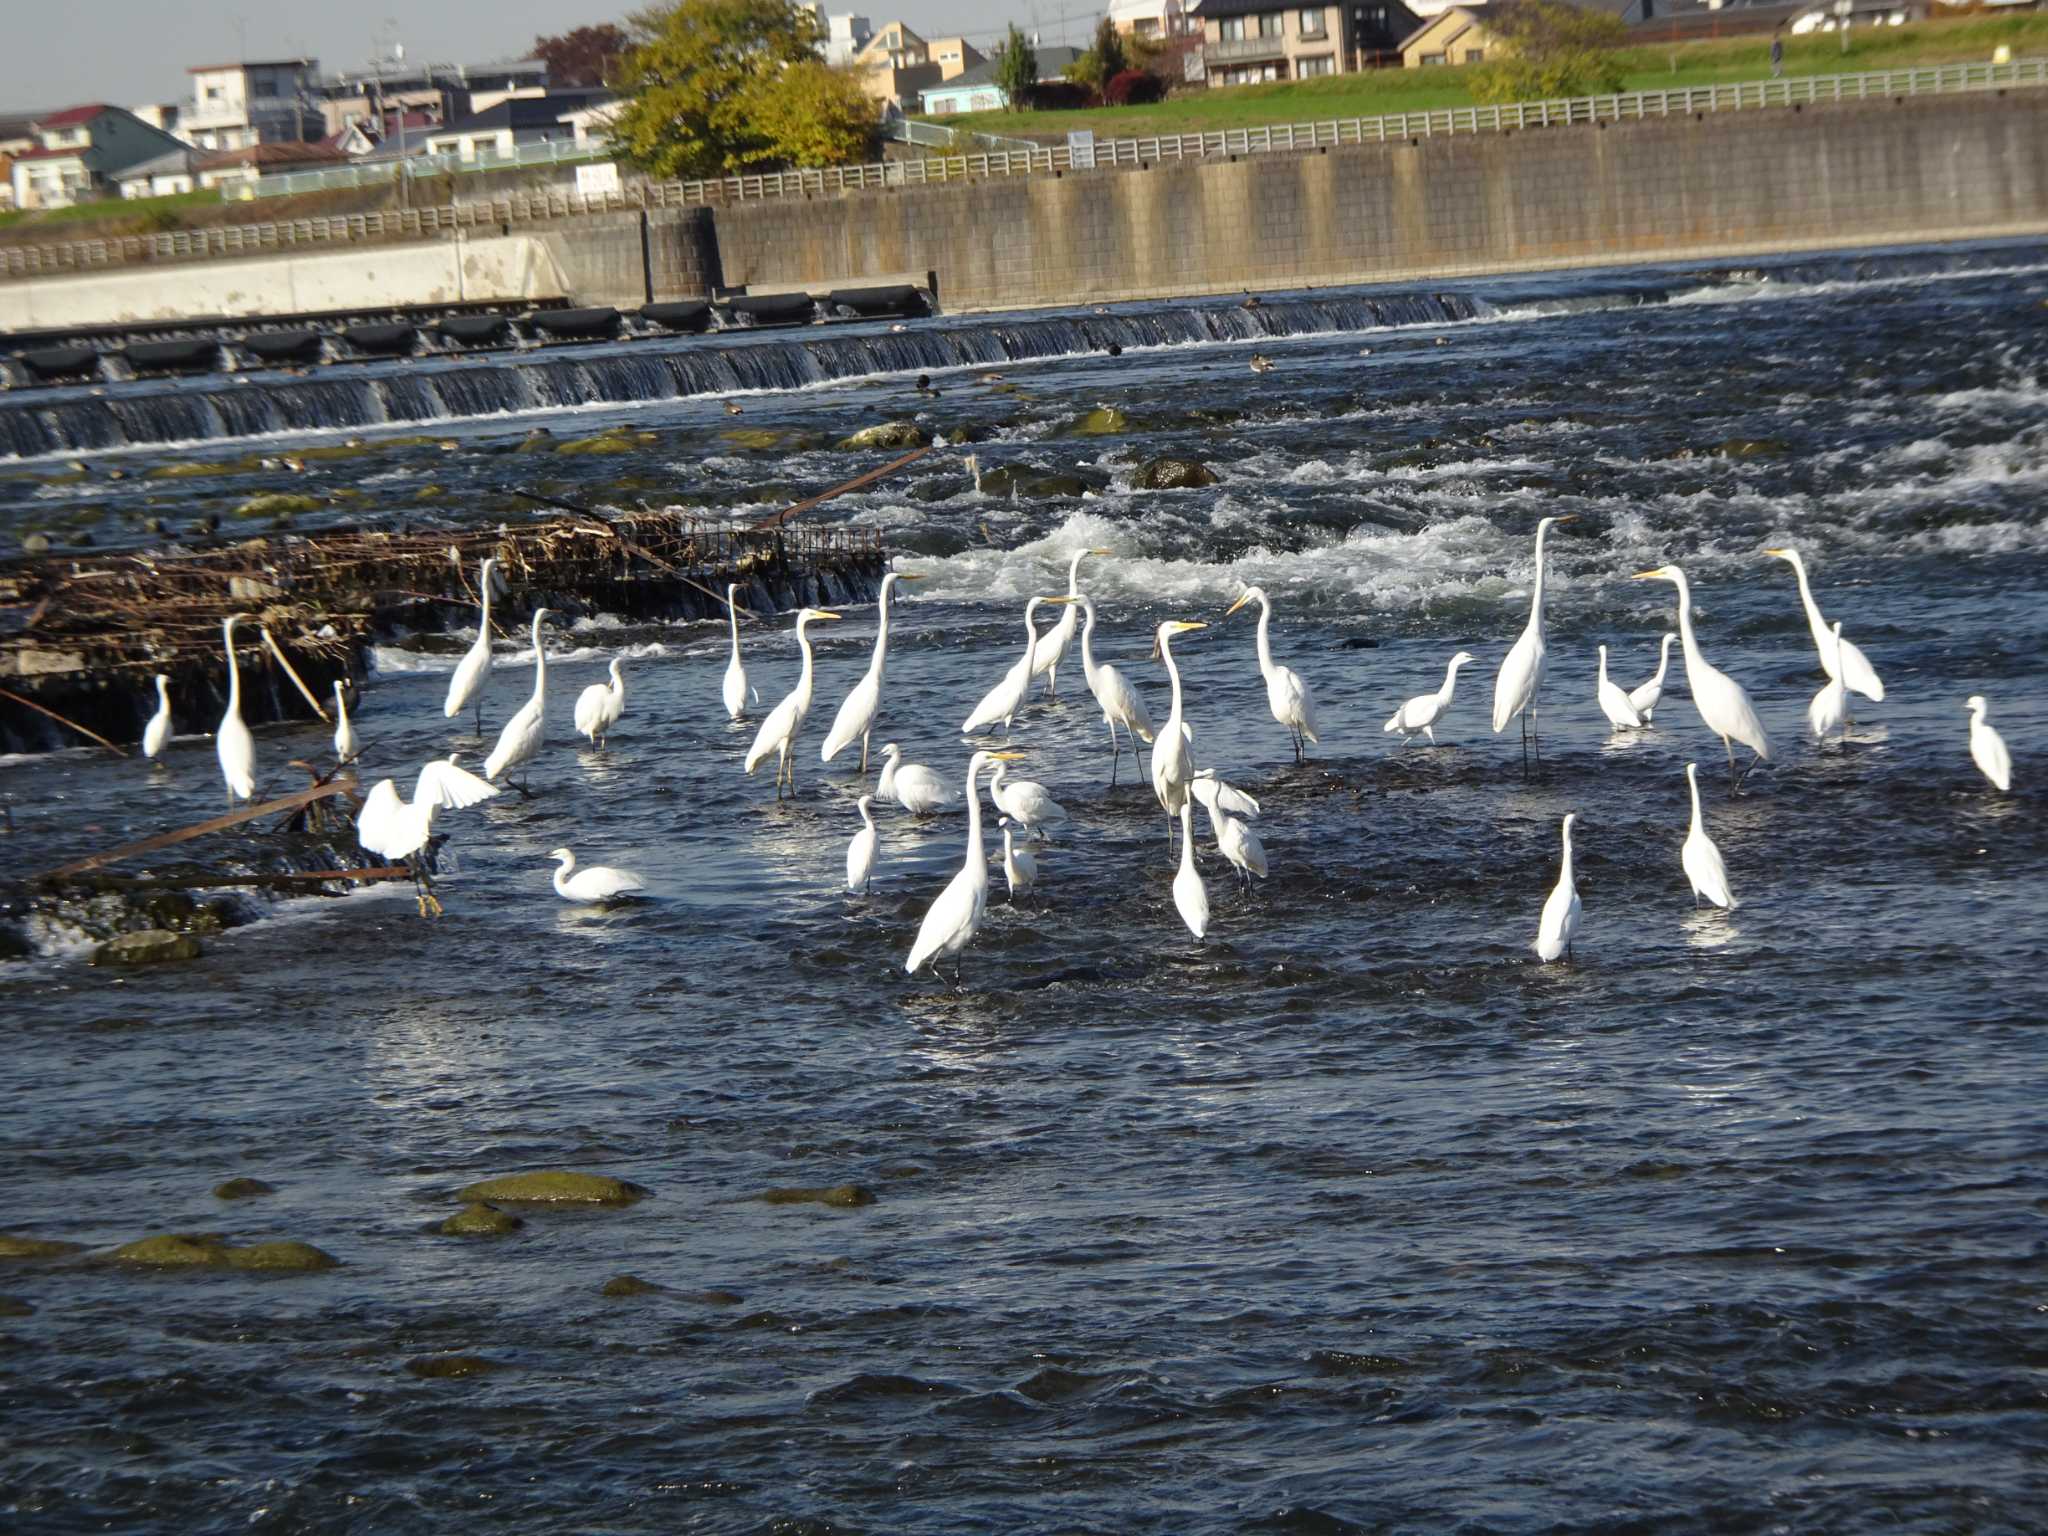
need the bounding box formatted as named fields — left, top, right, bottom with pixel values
left=2, top=239, right=2044, bottom=1533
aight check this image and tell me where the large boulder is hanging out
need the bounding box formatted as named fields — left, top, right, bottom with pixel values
left=104, top=1233, right=338, bottom=1271
left=91, top=930, right=202, bottom=967
left=1130, top=456, right=1218, bottom=490
left=837, top=421, right=929, bottom=451
left=601, top=1274, right=663, bottom=1297
left=455, top=1171, right=646, bottom=1206
left=759, top=1184, right=877, bottom=1209
left=1068, top=406, right=1131, bottom=437
left=212, top=1178, right=275, bottom=1201
left=0, top=1235, right=83, bottom=1260
left=976, top=466, right=1105, bottom=500
left=439, top=1202, right=524, bottom=1237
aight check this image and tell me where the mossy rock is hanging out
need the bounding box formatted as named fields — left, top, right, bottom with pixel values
left=600, top=1273, right=663, bottom=1298
left=107, top=1234, right=230, bottom=1268
left=720, top=426, right=803, bottom=452
left=943, top=424, right=989, bottom=445
left=225, top=1240, right=338, bottom=1272
left=455, top=1171, right=646, bottom=1206
left=1068, top=406, right=1131, bottom=437
left=233, top=493, right=322, bottom=520
left=406, top=1354, right=499, bottom=1379
left=212, top=1177, right=275, bottom=1201
left=1130, top=456, right=1219, bottom=490
left=91, top=930, right=202, bottom=967
left=0, top=1296, right=31, bottom=1317
left=555, top=431, right=652, bottom=456
left=414, top=485, right=445, bottom=501
left=145, top=460, right=238, bottom=479
left=837, top=420, right=929, bottom=452
left=976, top=466, right=1103, bottom=500
left=759, top=1184, right=877, bottom=1209
left=0, top=1235, right=84, bottom=1260
left=439, top=1202, right=524, bottom=1237
left=20, top=533, right=51, bottom=555
left=688, top=1288, right=746, bottom=1306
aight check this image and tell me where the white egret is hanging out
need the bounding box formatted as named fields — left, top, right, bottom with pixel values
left=962, top=596, right=1053, bottom=735
left=548, top=846, right=645, bottom=904
left=846, top=795, right=880, bottom=895
left=142, top=674, right=172, bottom=761
left=1000, top=817, right=1038, bottom=901
left=1028, top=547, right=1104, bottom=697
left=483, top=609, right=551, bottom=789
left=357, top=753, right=500, bottom=916
left=745, top=607, right=842, bottom=798
left=1493, top=514, right=1576, bottom=771
left=1679, top=762, right=1738, bottom=910
left=1224, top=585, right=1320, bottom=762
left=877, top=742, right=962, bottom=815
left=1808, top=622, right=1849, bottom=747
left=1632, top=565, right=1772, bottom=790
left=821, top=570, right=925, bottom=774
left=1150, top=619, right=1207, bottom=852
left=1197, top=787, right=1267, bottom=890
left=1596, top=645, right=1645, bottom=732
left=1385, top=650, right=1475, bottom=746
left=216, top=612, right=256, bottom=803
left=987, top=761, right=1069, bottom=840
left=444, top=556, right=499, bottom=736
left=1190, top=768, right=1260, bottom=820
left=1043, top=592, right=1155, bottom=785
left=332, top=680, right=359, bottom=764
left=1966, top=694, right=2012, bottom=792
left=722, top=582, right=753, bottom=722
left=574, top=657, right=626, bottom=751
left=1172, top=800, right=1210, bottom=939
left=1628, top=633, right=1676, bottom=724
left=1533, top=812, right=1582, bottom=964
left=1763, top=546, right=1885, bottom=703
left=905, top=749, right=1025, bottom=980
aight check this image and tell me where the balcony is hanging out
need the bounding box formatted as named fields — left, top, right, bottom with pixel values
left=1204, top=35, right=1290, bottom=65
left=181, top=95, right=310, bottom=131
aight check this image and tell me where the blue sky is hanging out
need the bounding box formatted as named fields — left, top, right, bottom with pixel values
left=2, top=1, right=1110, bottom=112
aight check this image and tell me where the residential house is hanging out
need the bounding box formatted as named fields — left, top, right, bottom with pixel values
left=800, top=7, right=874, bottom=65
left=116, top=147, right=201, bottom=198
left=917, top=46, right=1085, bottom=115
left=129, top=102, right=181, bottom=136
left=1109, top=0, right=1197, bottom=38
left=420, top=90, right=612, bottom=160
left=924, top=36, right=987, bottom=79
left=8, top=103, right=187, bottom=209
left=1398, top=5, right=1493, bottom=65
left=852, top=22, right=942, bottom=108
left=0, top=111, right=32, bottom=201
left=183, top=59, right=322, bottom=148
left=557, top=97, right=625, bottom=149
left=1194, top=2, right=1360, bottom=85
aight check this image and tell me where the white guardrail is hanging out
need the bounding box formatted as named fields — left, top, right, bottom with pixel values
left=3, top=58, right=2043, bottom=280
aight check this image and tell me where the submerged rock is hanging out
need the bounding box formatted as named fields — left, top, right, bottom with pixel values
left=439, top=1202, right=524, bottom=1237
left=0, top=1296, right=32, bottom=1317
left=975, top=466, right=1103, bottom=500
left=212, top=1177, right=276, bottom=1201
left=1069, top=406, right=1131, bottom=437
left=1716, top=437, right=1791, bottom=459
left=405, top=1354, right=499, bottom=1379
left=91, top=930, right=203, bottom=967
left=555, top=429, right=653, bottom=456
left=227, top=1241, right=338, bottom=1272
left=455, top=1171, right=647, bottom=1206
left=0, top=1235, right=83, bottom=1260
left=233, top=493, right=322, bottom=519
left=837, top=420, right=929, bottom=451
left=601, top=1273, right=663, bottom=1297
left=759, top=1184, right=877, bottom=1209
left=105, top=1233, right=338, bottom=1271
left=1130, top=456, right=1218, bottom=490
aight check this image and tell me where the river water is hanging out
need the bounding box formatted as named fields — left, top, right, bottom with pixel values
left=3, top=241, right=2044, bottom=1533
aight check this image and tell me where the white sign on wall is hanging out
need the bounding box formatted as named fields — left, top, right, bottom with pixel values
left=1068, top=130, right=1096, bottom=171
left=576, top=162, right=622, bottom=197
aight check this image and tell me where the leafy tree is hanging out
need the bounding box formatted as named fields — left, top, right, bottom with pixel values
left=1067, top=17, right=1130, bottom=95
left=612, top=0, right=873, bottom=176
left=992, top=25, right=1039, bottom=109
left=533, top=23, right=632, bottom=87
left=1470, top=0, right=1628, bottom=104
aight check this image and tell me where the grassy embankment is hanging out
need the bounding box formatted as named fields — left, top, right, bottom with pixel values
left=920, top=11, right=2048, bottom=140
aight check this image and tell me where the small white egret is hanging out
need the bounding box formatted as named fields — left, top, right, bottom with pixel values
left=722, top=582, right=753, bottom=722
left=1150, top=619, right=1208, bottom=853
left=877, top=742, right=962, bottom=815
left=962, top=596, right=1053, bottom=735
left=1763, top=546, right=1885, bottom=703
left=357, top=753, right=500, bottom=916
left=142, top=674, right=172, bottom=761
left=1043, top=592, right=1155, bottom=785
left=548, top=846, right=645, bottom=904
left=1190, top=768, right=1260, bottom=821
left=1028, top=547, right=1105, bottom=697
left=1808, top=622, right=1849, bottom=747
left=332, top=680, right=359, bottom=764
left=1385, top=651, right=1475, bottom=746
left=444, top=556, right=498, bottom=736
left=1493, top=514, right=1576, bottom=771
left=905, top=749, right=1025, bottom=981
left=1628, top=633, right=1676, bottom=724
left=745, top=608, right=842, bottom=798
left=1966, top=694, right=2012, bottom=792
left=1632, top=565, right=1772, bottom=790
left=574, top=656, right=626, bottom=751
left=1680, top=762, right=1738, bottom=910
left=987, top=761, right=1069, bottom=840
left=483, top=608, right=551, bottom=790
left=821, top=570, right=925, bottom=775
left=1597, top=644, right=1646, bottom=732
left=1172, top=799, right=1210, bottom=940
left=1533, top=812, right=1582, bottom=964
left=846, top=794, right=880, bottom=894
left=216, top=612, right=256, bottom=803
left=1000, top=817, right=1038, bottom=901
left=1224, top=584, right=1320, bottom=762
left=1197, top=786, right=1267, bottom=890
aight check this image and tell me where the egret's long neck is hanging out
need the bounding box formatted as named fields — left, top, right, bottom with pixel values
left=1527, top=525, right=1552, bottom=634
left=795, top=618, right=817, bottom=702
left=1598, top=649, right=1610, bottom=687
left=879, top=754, right=898, bottom=795
left=1179, top=804, right=1196, bottom=875
left=727, top=593, right=742, bottom=656
left=1787, top=556, right=1828, bottom=648
left=552, top=856, right=574, bottom=897
left=335, top=684, right=349, bottom=724
left=223, top=621, right=241, bottom=709
left=1161, top=635, right=1184, bottom=726
left=158, top=677, right=171, bottom=706
left=609, top=659, right=624, bottom=698
left=1067, top=554, right=1085, bottom=596
left=1687, top=769, right=1703, bottom=831
left=529, top=615, right=547, bottom=703
left=1440, top=657, right=1463, bottom=702
left=1020, top=604, right=1040, bottom=661
left=1671, top=576, right=1704, bottom=675
left=1560, top=824, right=1575, bottom=884
left=1254, top=599, right=1276, bottom=681
left=1652, top=635, right=1672, bottom=687
left=871, top=580, right=893, bottom=678
left=1078, top=602, right=1101, bottom=688
left=964, top=759, right=989, bottom=879
left=479, top=565, right=492, bottom=630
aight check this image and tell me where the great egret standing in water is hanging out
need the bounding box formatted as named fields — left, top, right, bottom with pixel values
left=1680, top=762, right=1738, bottom=910
left=1596, top=645, right=1645, bottom=732
left=548, top=846, right=645, bottom=904
left=905, top=749, right=1024, bottom=980
left=1493, top=514, right=1575, bottom=771
left=722, top=582, right=753, bottom=722
left=1966, top=695, right=2011, bottom=792
left=877, top=742, right=961, bottom=814
left=357, top=753, right=500, bottom=916
left=1044, top=592, right=1154, bottom=785
left=574, top=657, right=626, bottom=752
left=142, top=674, right=172, bottom=762
left=987, top=760, right=1069, bottom=839
left=1029, top=547, right=1105, bottom=697
left=1534, top=812, right=1581, bottom=963
left=1196, top=785, right=1267, bottom=890
left=484, top=609, right=551, bottom=790
left=1000, top=817, right=1038, bottom=900
left=445, top=556, right=498, bottom=736
left=745, top=608, right=841, bottom=798
left=1150, top=620, right=1207, bottom=853
left=1224, top=585, right=1320, bottom=762
left=216, top=612, right=256, bottom=803
left=1385, top=650, right=1475, bottom=745
left=846, top=795, right=879, bottom=894
left=821, top=570, right=924, bottom=775
left=1632, top=565, right=1772, bottom=790
left=1808, top=622, right=1849, bottom=747
left=1189, top=768, right=1259, bottom=821
left=963, top=596, right=1053, bottom=735
left=332, top=680, right=359, bottom=764
left=1172, top=800, right=1210, bottom=939
left=1763, top=546, right=1885, bottom=706
left=1628, top=633, right=1676, bottom=724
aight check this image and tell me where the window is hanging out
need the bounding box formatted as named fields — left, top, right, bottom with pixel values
left=1420, top=51, right=1446, bottom=64
left=1135, top=17, right=1159, bottom=34
left=1464, top=47, right=1484, bottom=61
left=1298, top=54, right=1335, bottom=76
left=1219, top=16, right=1247, bottom=39
left=1259, top=12, right=1286, bottom=37
left=1300, top=7, right=1327, bottom=35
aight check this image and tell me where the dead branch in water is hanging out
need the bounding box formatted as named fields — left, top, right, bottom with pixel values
left=32, top=778, right=360, bottom=881
left=0, top=685, right=129, bottom=756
